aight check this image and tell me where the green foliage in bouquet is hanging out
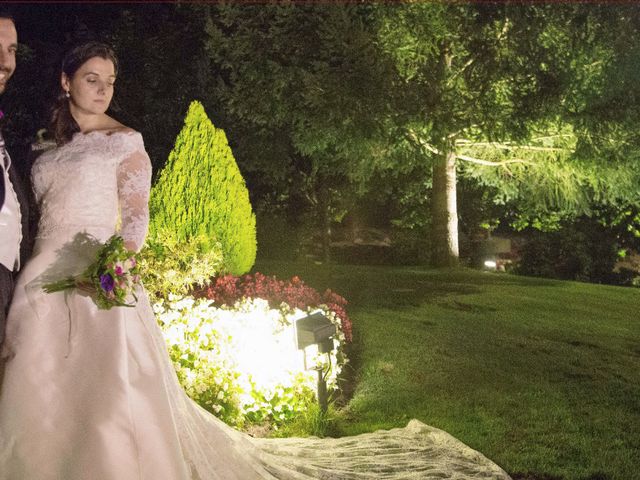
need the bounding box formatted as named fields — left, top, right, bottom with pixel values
left=43, top=236, right=141, bottom=310
left=149, top=100, right=257, bottom=275
left=139, top=232, right=224, bottom=301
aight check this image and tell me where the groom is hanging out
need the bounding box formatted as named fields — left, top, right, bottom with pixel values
left=0, top=10, right=31, bottom=347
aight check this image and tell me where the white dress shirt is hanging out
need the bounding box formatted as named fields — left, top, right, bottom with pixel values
left=0, top=150, right=22, bottom=271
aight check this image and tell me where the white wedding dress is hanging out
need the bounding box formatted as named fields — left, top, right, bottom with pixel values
left=0, top=131, right=511, bottom=480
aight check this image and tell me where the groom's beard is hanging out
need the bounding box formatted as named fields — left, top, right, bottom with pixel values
left=0, top=67, right=12, bottom=94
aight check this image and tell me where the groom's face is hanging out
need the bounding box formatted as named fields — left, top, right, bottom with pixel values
left=0, top=18, right=17, bottom=95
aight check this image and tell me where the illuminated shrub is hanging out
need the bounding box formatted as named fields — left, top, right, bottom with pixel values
left=140, top=232, right=225, bottom=300
left=149, top=100, right=257, bottom=275
left=155, top=292, right=350, bottom=430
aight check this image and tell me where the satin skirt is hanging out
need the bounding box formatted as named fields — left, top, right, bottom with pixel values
left=0, top=233, right=268, bottom=480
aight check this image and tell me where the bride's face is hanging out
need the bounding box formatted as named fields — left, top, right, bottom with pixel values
left=62, top=56, right=116, bottom=116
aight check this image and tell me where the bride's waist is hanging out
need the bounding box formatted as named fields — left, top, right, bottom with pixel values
left=18, top=229, right=113, bottom=286
left=35, top=225, right=116, bottom=255
left=37, top=224, right=115, bottom=241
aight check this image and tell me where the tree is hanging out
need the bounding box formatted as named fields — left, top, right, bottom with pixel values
left=9, top=4, right=640, bottom=271
left=373, top=3, right=640, bottom=266
left=203, top=4, right=393, bottom=261
left=149, top=101, right=257, bottom=275
left=108, top=4, right=213, bottom=171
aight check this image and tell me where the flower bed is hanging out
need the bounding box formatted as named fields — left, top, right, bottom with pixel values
left=195, top=272, right=352, bottom=342
left=155, top=273, right=351, bottom=431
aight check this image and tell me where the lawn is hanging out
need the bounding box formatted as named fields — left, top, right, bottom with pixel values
left=254, top=261, right=640, bottom=480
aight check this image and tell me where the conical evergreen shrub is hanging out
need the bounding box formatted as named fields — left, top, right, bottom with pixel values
left=149, top=101, right=256, bottom=275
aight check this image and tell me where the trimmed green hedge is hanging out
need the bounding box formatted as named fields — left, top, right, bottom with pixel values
left=149, top=101, right=256, bottom=274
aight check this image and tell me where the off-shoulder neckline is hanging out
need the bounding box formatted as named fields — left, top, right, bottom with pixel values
left=75, top=128, right=140, bottom=138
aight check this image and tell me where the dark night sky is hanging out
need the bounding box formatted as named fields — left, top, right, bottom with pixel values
left=1, top=4, right=180, bottom=155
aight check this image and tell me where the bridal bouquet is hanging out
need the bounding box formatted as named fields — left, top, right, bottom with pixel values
left=43, top=236, right=142, bottom=310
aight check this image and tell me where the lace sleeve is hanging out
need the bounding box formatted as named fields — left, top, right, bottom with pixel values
left=117, top=146, right=152, bottom=252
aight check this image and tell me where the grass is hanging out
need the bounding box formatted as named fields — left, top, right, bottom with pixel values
left=253, top=260, right=640, bottom=480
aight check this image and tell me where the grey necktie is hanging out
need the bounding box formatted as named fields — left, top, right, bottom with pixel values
left=0, top=131, right=7, bottom=208
left=0, top=131, right=8, bottom=169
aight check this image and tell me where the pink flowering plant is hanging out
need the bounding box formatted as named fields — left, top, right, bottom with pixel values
left=193, top=272, right=353, bottom=342
left=43, top=235, right=142, bottom=310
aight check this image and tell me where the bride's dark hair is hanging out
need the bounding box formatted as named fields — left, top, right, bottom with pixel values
left=50, top=41, right=119, bottom=145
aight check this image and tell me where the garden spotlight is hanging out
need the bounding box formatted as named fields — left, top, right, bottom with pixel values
left=295, top=311, right=337, bottom=413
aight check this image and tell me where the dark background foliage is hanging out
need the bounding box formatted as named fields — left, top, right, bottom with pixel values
left=3, top=3, right=640, bottom=285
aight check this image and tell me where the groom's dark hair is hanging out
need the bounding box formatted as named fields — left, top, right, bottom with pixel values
left=0, top=7, right=16, bottom=23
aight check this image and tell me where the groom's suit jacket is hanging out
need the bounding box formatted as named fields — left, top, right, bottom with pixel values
left=1, top=137, right=36, bottom=346
left=1, top=143, right=36, bottom=269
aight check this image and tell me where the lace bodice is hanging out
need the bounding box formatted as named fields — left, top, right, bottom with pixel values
left=32, top=131, right=152, bottom=251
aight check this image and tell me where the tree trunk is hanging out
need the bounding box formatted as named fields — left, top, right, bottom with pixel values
left=431, top=142, right=459, bottom=267
left=317, top=175, right=332, bottom=263
left=430, top=40, right=459, bottom=268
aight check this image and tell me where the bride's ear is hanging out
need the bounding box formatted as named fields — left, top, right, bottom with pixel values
left=60, top=73, right=70, bottom=94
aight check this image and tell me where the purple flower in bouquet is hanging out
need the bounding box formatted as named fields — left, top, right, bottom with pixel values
left=100, top=273, right=115, bottom=292
left=43, top=236, right=142, bottom=310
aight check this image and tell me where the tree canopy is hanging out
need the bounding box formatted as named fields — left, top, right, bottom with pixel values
left=4, top=3, right=640, bottom=269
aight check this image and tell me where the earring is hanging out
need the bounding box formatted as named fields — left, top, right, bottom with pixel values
left=65, top=91, right=70, bottom=98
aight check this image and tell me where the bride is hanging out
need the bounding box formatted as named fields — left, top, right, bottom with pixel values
left=0, top=41, right=510, bottom=480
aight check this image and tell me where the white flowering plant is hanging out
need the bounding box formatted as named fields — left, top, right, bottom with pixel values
left=154, top=295, right=346, bottom=429
left=155, top=294, right=348, bottom=431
